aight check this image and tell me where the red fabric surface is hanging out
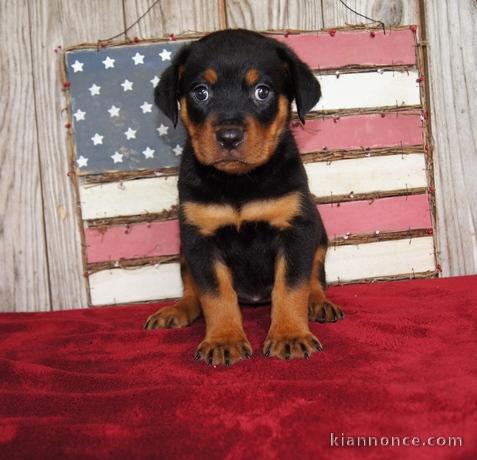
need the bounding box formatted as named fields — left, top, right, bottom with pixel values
left=1, top=276, right=476, bottom=459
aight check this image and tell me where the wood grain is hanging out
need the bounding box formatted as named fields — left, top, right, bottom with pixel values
left=123, top=0, right=220, bottom=38
left=226, top=0, right=324, bottom=30
left=78, top=154, right=426, bottom=220
left=313, top=70, right=421, bottom=111
left=424, top=0, right=477, bottom=275
left=27, top=0, right=125, bottom=309
left=83, top=194, right=432, bottom=264
left=88, top=236, right=435, bottom=304
left=326, top=236, right=435, bottom=282
left=321, top=0, right=418, bottom=28
left=0, top=1, right=51, bottom=311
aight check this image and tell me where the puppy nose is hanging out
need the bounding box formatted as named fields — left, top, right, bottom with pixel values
left=216, top=127, right=244, bottom=149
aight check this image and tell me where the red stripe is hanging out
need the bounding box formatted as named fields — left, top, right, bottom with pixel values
left=85, top=220, right=180, bottom=263
left=273, top=29, right=416, bottom=69
left=85, top=195, right=431, bottom=263
left=319, top=194, right=431, bottom=237
left=292, top=112, right=423, bottom=153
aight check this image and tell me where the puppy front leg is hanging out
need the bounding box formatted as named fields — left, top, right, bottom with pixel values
left=195, top=260, right=252, bottom=366
left=264, top=226, right=323, bottom=360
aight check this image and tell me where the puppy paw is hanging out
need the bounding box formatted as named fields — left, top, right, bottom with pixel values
left=195, top=336, right=253, bottom=366
left=263, top=331, right=323, bottom=360
left=309, top=300, right=344, bottom=323
left=144, top=305, right=193, bottom=330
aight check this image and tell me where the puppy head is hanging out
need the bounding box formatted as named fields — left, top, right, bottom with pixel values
left=156, top=29, right=321, bottom=174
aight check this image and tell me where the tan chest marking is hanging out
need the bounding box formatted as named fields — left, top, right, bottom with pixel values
left=182, top=192, right=302, bottom=236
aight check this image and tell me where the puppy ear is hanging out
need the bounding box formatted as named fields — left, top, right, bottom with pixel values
left=154, top=45, right=191, bottom=127
left=276, top=44, right=321, bottom=124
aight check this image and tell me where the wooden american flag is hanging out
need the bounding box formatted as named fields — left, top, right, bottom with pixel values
left=65, top=27, right=438, bottom=306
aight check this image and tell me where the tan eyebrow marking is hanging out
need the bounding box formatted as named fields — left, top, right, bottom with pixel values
left=245, top=68, right=260, bottom=86
left=203, top=68, right=218, bottom=85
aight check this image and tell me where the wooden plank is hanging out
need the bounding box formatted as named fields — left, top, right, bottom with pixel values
left=89, top=262, right=182, bottom=305
left=320, top=193, right=431, bottom=237
left=85, top=220, right=180, bottom=263
left=88, top=236, right=435, bottom=304
left=28, top=0, right=125, bottom=309
left=425, top=0, right=477, bottom=276
left=79, top=154, right=426, bottom=219
left=273, top=29, right=416, bottom=69
left=326, top=236, right=435, bottom=282
left=123, top=0, right=220, bottom=38
left=312, top=70, right=421, bottom=112
left=0, top=0, right=51, bottom=312
left=80, top=176, right=178, bottom=220
left=321, top=0, right=419, bottom=28
left=84, top=194, right=432, bottom=263
left=293, top=111, right=423, bottom=153
left=226, top=0, right=324, bottom=30
left=306, top=153, right=427, bottom=198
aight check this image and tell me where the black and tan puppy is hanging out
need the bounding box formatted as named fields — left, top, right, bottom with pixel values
left=145, top=29, right=343, bottom=365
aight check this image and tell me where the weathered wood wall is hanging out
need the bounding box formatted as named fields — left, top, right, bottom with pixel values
left=0, top=0, right=475, bottom=311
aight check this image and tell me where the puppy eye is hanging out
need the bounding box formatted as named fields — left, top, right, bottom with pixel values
left=254, top=84, right=271, bottom=101
left=192, top=84, right=209, bottom=102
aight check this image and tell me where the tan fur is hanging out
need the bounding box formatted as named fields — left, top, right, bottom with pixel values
left=197, top=261, right=251, bottom=365
left=144, top=261, right=201, bottom=329
left=203, top=68, right=218, bottom=85
left=264, top=255, right=321, bottom=359
left=244, top=68, right=260, bottom=86
left=270, top=255, right=310, bottom=333
left=182, top=192, right=302, bottom=236
left=179, top=95, right=290, bottom=175
left=309, top=246, right=327, bottom=305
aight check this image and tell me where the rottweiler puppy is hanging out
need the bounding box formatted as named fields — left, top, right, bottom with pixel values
left=144, top=29, right=343, bottom=365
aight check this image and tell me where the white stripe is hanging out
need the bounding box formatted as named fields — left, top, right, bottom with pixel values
left=325, top=237, right=435, bottom=282
left=88, top=237, right=435, bottom=305
left=89, top=262, right=182, bottom=306
left=80, top=154, right=427, bottom=220
left=314, top=70, right=421, bottom=111
left=305, top=153, right=427, bottom=197
left=80, top=176, right=178, bottom=220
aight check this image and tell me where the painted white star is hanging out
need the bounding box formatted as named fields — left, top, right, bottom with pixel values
left=142, top=147, right=155, bottom=159
left=91, top=133, right=104, bottom=145
left=159, top=49, right=172, bottom=61
left=173, top=144, right=183, bottom=156
left=121, top=79, right=133, bottom=92
left=71, top=60, right=84, bottom=72
left=157, top=124, right=168, bottom=136
left=111, top=151, right=123, bottom=163
left=102, top=56, right=115, bottom=69
left=124, top=127, right=137, bottom=140
left=108, top=105, right=120, bottom=117
left=89, top=84, right=101, bottom=96
left=77, top=156, right=88, bottom=168
left=140, top=101, right=153, bottom=114
left=132, top=52, right=145, bottom=65
left=73, top=109, right=86, bottom=121
left=151, top=75, right=160, bottom=87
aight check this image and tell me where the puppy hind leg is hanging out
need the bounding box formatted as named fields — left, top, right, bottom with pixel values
left=144, top=261, right=202, bottom=329
left=308, top=246, right=344, bottom=323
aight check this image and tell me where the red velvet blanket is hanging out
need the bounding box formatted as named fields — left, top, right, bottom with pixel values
left=1, top=276, right=476, bottom=459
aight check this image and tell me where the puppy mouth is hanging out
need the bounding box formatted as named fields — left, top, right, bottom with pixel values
left=212, top=158, right=250, bottom=166
left=211, top=157, right=256, bottom=174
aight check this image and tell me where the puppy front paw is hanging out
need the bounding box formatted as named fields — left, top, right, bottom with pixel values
left=195, top=335, right=253, bottom=366
left=263, top=330, right=323, bottom=360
